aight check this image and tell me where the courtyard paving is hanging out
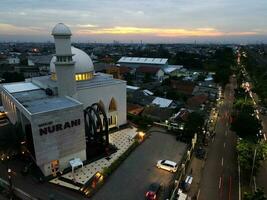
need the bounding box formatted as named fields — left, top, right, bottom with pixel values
left=50, top=127, right=138, bottom=190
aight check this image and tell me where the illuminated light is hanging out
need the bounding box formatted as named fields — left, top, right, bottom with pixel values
left=95, top=172, right=101, bottom=178
left=51, top=72, right=93, bottom=81
left=139, top=131, right=145, bottom=138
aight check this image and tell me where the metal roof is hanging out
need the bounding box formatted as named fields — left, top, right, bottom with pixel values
left=163, top=65, right=183, bottom=74
left=12, top=89, right=81, bottom=114
left=118, top=57, right=168, bottom=65
left=152, top=97, right=173, bottom=108
left=127, top=85, right=140, bottom=90
left=3, top=82, right=40, bottom=93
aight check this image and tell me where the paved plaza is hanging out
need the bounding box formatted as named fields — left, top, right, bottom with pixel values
left=50, top=127, right=138, bottom=190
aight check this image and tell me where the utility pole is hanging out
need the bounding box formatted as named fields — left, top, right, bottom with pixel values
left=250, top=147, right=257, bottom=188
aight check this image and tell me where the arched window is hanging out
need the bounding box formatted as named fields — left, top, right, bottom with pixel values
left=109, top=98, right=117, bottom=112
left=98, top=100, right=105, bottom=111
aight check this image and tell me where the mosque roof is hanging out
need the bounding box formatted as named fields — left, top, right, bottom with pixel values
left=50, top=46, right=94, bottom=74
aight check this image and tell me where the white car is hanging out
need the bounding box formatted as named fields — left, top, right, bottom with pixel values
left=156, top=160, right=178, bottom=172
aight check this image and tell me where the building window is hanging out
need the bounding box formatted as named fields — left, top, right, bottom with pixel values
left=51, top=72, right=94, bottom=81
left=109, top=98, right=117, bottom=112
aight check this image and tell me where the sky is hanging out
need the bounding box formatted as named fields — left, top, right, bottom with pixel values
left=0, top=0, right=267, bottom=43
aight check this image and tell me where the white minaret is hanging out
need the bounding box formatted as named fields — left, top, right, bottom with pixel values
left=51, top=23, right=76, bottom=97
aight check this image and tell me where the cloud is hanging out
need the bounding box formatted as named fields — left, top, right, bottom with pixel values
left=76, top=26, right=261, bottom=38
left=76, top=24, right=98, bottom=28
left=0, top=23, right=46, bottom=35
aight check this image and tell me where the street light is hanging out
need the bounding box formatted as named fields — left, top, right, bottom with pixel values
left=138, top=131, right=145, bottom=141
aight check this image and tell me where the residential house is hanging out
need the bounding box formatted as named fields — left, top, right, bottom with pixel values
left=142, top=106, right=174, bottom=122
left=136, top=66, right=164, bottom=81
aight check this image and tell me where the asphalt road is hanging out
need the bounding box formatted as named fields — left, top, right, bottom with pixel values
left=199, top=76, right=239, bottom=200
left=92, top=128, right=186, bottom=200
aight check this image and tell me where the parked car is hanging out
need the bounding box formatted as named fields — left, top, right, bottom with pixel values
left=156, top=160, right=178, bottom=172
left=195, top=147, right=206, bottom=160
left=145, top=182, right=161, bottom=200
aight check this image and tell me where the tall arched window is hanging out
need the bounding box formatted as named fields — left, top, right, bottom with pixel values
left=108, top=98, right=117, bottom=112
left=98, top=100, right=105, bottom=111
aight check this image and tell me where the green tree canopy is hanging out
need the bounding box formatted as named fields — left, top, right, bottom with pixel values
left=183, top=112, right=205, bottom=141
left=244, top=188, right=267, bottom=200
left=237, top=140, right=267, bottom=175
left=234, top=97, right=254, bottom=114
left=231, top=111, right=262, bottom=141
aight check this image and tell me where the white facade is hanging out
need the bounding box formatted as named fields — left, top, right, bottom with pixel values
left=8, top=57, right=20, bottom=64
left=30, top=105, right=86, bottom=176
left=77, top=80, right=127, bottom=127
left=156, top=69, right=165, bottom=81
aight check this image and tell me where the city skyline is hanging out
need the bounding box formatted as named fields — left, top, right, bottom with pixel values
left=0, top=0, right=267, bottom=43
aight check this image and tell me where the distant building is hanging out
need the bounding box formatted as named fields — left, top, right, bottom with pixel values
left=117, top=57, right=168, bottom=69
left=136, top=66, right=164, bottom=81
left=152, top=97, right=176, bottom=108
left=142, top=106, right=174, bottom=122
left=7, top=56, right=20, bottom=64
left=28, top=55, right=53, bottom=75
left=186, top=94, right=208, bottom=109
left=170, top=80, right=195, bottom=96
left=163, top=65, right=183, bottom=77
left=127, top=103, right=144, bottom=116
left=14, top=66, right=40, bottom=78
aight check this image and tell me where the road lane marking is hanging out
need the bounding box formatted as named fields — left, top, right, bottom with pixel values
left=224, top=142, right=226, bottom=148
left=219, top=176, right=222, bottom=189
left=220, top=175, right=224, bottom=199
left=229, top=176, right=232, bottom=200
left=221, top=157, right=224, bottom=166
left=238, top=160, right=241, bottom=200
left=197, top=189, right=201, bottom=200
left=225, top=131, right=228, bottom=136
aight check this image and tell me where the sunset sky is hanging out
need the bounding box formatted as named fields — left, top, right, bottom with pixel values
left=0, top=0, right=267, bottom=43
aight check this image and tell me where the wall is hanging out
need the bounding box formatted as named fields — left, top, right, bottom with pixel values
left=30, top=104, right=86, bottom=176
left=0, top=90, right=18, bottom=124
left=76, top=82, right=127, bottom=127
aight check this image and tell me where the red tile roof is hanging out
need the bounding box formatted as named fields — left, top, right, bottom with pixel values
left=136, top=66, right=161, bottom=74
left=119, top=66, right=132, bottom=74
left=170, top=80, right=195, bottom=95
left=127, top=103, right=144, bottom=115
left=187, top=94, right=208, bottom=108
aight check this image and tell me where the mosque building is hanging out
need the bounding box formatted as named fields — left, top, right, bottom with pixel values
left=0, top=23, right=127, bottom=176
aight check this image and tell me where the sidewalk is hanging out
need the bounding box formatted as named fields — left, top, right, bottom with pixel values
left=186, top=155, right=205, bottom=198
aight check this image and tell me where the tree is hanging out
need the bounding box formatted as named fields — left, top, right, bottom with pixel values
left=231, top=111, right=262, bottom=141
left=237, top=140, right=267, bottom=175
left=244, top=188, right=267, bottom=200
left=143, top=73, right=152, bottom=83
left=234, top=98, right=254, bottom=114
left=183, top=112, right=205, bottom=141
left=2, top=72, right=24, bottom=83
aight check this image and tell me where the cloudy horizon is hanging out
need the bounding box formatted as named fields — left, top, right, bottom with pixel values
left=1, top=0, right=267, bottom=43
